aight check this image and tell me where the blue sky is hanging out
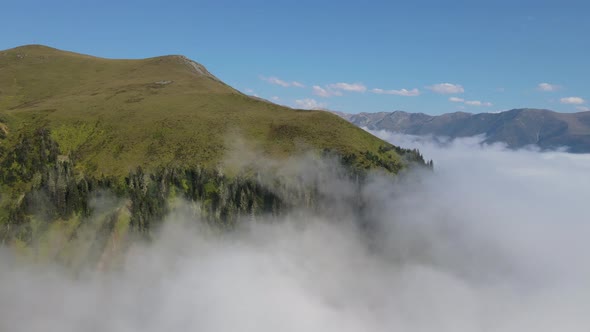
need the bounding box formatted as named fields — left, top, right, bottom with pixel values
left=1, top=0, right=588, bottom=114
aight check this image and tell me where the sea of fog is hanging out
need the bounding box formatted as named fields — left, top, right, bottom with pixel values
left=1, top=132, right=589, bottom=332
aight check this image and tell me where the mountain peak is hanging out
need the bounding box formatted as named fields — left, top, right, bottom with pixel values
left=6, top=44, right=60, bottom=52
left=3, top=45, right=217, bottom=79
left=160, top=54, right=223, bottom=82
left=2, top=44, right=96, bottom=59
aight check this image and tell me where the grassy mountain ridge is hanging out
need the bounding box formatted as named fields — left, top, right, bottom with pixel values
left=342, top=109, right=590, bottom=152
left=0, top=45, right=428, bottom=261
left=0, top=45, right=422, bottom=177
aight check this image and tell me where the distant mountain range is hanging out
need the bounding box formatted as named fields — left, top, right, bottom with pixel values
left=337, top=109, right=590, bottom=153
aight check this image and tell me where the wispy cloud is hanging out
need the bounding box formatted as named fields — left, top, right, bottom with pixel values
left=310, top=82, right=366, bottom=98
left=427, top=83, right=465, bottom=94
left=560, top=96, right=585, bottom=105
left=537, top=83, right=561, bottom=92
left=371, top=88, right=420, bottom=97
left=576, top=106, right=590, bottom=112
left=295, top=98, right=327, bottom=110
left=271, top=96, right=280, bottom=101
left=327, top=83, right=367, bottom=93
left=313, top=85, right=342, bottom=98
left=464, top=100, right=493, bottom=107
left=260, top=76, right=305, bottom=88
left=449, top=97, right=492, bottom=107
left=261, top=76, right=290, bottom=87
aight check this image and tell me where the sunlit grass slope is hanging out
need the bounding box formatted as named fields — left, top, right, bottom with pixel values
left=0, top=45, right=411, bottom=177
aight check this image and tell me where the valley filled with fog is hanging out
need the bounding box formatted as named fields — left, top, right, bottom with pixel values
left=1, top=133, right=588, bottom=332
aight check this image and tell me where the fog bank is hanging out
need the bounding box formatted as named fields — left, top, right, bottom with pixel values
left=1, top=133, right=589, bottom=332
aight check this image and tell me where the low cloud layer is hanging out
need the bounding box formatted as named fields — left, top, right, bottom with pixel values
left=1, top=133, right=589, bottom=332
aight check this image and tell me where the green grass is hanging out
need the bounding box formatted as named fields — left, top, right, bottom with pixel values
left=0, top=42, right=421, bottom=262
left=0, top=44, right=407, bottom=178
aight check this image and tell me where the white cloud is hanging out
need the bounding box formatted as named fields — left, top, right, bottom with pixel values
left=294, top=98, right=327, bottom=110
left=327, top=82, right=367, bottom=93
left=261, top=76, right=290, bottom=87
left=244, top=88, right=255, bottom=94
left=3, top=134, right=590, bottom=332
left=449, top=97, right=492, bottom=107
left=464, top=100, right=493, bottom=107
left=271, top=96, right=280, bottom=101
left=427, top=83, right=465, bottom=94
left=313, top=86, right=329, bottom=97
left=313, top=85, right=342, bottom=98
left=537, top=83, right=561, bottom=92
left=261, top=76, right=305, bottom=88
left=576, top=106, right=590, bottom=112
left=371, top=88, right=420, bottom=97
left=560, top=97, right=585, bottom=105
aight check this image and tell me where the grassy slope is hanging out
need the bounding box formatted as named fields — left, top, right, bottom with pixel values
left=0, top=46, right=423, bottom=264
left=0, top=45, right=406, bottom=177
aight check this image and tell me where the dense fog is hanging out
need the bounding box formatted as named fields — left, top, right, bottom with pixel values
left=1, top=132, right=589, bottom=332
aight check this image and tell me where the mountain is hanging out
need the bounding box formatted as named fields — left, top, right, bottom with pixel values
left=0, top=45, right=425, bottom=176
left=0, top=45, right=427, bottom=263
left=341, top=109, right=590, bottom=152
